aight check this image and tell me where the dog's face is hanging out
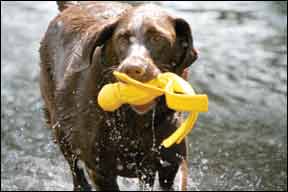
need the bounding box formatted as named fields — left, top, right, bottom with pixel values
left=86, top=4, right=198, bottom=113
left=113, top=5, right=176, bottom=82
left=112, top=5, right=198, bottom=82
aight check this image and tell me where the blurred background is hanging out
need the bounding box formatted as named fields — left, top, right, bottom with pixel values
left=1, top=1, right=287, bottom=191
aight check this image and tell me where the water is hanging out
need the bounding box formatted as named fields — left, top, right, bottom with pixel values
left=1, top=1, right=287, bottom=191
left=151, top=108, right=157, bottom=153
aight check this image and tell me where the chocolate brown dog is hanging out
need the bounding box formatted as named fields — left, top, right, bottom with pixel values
left=40, top=1, right=198, bottom=190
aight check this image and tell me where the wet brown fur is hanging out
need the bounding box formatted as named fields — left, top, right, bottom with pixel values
left=40, top=1, right=197, bottom=190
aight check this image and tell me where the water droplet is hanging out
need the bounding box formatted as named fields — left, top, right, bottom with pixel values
left=220, top=173, right=225, bottom=179
left=201, top=158, right=208, bottom=164
left=234, top=170, right=242, bottom=177
left=256, top=177, right=262, bottom=187
left=75, top=148, right=81, bottom=155
left=17, top=127, right=24, bottom=137
left=126, top=163, right=136, bottom=170
left=129, top=152, right=137, bottom=157
left=176, top=153, right=183, bottom=159
left=141, top=175, right=147, bottom=180
left=106, top=120, right=111, bottom=126
left=160, top=159, right=171, bottom=167
left=151, top=108, right=156, bottom=151
left=202, top=165, right=208, bottom=170
left=130, top=140, right=136, bottom=145
left=117, top=164, right=124, bottom=171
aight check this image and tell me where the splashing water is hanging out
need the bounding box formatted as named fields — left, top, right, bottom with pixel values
left=151, top=108, right=157, bottom=153
left=1, top=1, right=286, bottom=191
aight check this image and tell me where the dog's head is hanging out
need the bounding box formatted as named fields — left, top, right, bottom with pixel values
left=83, top=4, right=198, bottom=114
left=113, top=4, right=198, bottom=79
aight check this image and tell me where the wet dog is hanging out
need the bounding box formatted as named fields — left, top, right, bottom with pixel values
left=40, top=1, right=198, bottom=190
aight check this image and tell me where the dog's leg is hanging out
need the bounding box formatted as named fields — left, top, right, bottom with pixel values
left=54, top=134, right=92, bottom=191
left=158, top=158, right=188, bottom=191
left=158, top=139, right=188, bottom=191
left=72, top=168, right=92, bottom=191
left=72, top=159, right=93, bottom=191
left=89, top=170, right=119, bottom=191
left=158, top=162, right=179, bottom=191
left=138, top=170, right=156, bottom=191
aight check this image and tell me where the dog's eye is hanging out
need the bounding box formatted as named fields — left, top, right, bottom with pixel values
left=146, top=33, right=171, bottom=50
left=118, top=36, right=130, bottom=52
left=146, top=35, right=170, bottom=60
left=148, top=35, right=165, bottom=45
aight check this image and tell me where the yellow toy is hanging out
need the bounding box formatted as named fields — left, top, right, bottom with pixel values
left=97, top=71, right=208, bottom=148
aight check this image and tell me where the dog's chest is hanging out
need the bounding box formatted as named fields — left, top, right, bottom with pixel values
left=104, top=109, right=156, bottom=150
left=101, top=109, right=160, bottom=175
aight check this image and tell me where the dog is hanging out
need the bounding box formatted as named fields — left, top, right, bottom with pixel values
left=40, top=1, right=198, bottom=190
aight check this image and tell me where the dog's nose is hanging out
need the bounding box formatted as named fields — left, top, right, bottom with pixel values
left=123, top=64, right=145, bottom=78
left=119, top=62, right=146, bottom=81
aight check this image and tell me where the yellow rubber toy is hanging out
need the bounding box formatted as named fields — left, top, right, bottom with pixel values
left=97, top=71, right=208, bottom=148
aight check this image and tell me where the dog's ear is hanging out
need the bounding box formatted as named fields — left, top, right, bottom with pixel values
left=82, top=19, right=119, bottom=67
left=173, top=18, right=198, bottom=74
left=66, top=19, right=119, bottom=73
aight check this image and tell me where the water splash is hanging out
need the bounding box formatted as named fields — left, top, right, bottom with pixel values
left=151, top=108, right=157, bottom=152
left=1, top=1, right=286, bottom=191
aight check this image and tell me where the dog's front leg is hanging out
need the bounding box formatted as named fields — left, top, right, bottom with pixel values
left=138, top=171, right=156, bottom=191
left=136, top=163, right=156, bottom=191
left=72, top=159, right=93, bottom=191
left=89, top=169, right=119, bottom=191
left=158, top=140, right=188, bottom=191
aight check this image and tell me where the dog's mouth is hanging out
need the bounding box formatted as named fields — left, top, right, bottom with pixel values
left=112, top=78, right=157, bottom=114
left=113, top=75, right=157, bottom=114
left=113, top=65, right=160, bottom=115
left=130, top=100, right=156, bottom=115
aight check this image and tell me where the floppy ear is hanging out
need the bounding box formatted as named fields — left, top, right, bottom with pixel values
left=173, top=18, right=198, bottom=74
left=82, top=19, right=119, bottom=68
left=66, top=19, right=118, bottom=73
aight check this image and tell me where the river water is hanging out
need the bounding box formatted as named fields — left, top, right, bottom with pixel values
left=1, top=1, right=287, bottom=191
